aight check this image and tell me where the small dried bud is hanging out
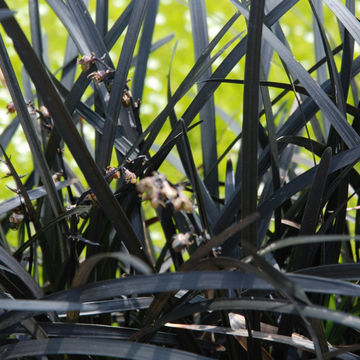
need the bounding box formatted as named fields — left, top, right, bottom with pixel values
left=77, top=54, right=95, bottom=71
left=87, top=69, right=110, bottom=84
left=6, top=102, right=15, bottom=114
left=87, top=192, right=100, bottom=207
left=137, top=176, right=165, bottom=209
left=124, top=168, right=137, bottom=184
left=8, top=212, right=24, bottom=230
left=105, top=166, right=121, bottom=180
left=122, top=90, right=131, bottom=107
left=39, top=106, right=50, bottom=118
left=172, top=232, right=193, bottom=252
left=36, top=106, right=52, bottom=130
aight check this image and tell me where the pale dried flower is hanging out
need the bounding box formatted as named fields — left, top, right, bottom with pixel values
left=77, top=54, right=96, bottom=71
left=172, top=232, right=193, bottom=252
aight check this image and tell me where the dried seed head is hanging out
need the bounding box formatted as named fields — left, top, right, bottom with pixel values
left=137, top=177, right=163, bottom=209
left=123, top=168, right=137, bottom=184
left=77, top=54, right=96, bottom=71
left=8, top=212, right=24, bottom=230
left=87, top=69, right=110, bottom=84
left=6, top=102, right=16, bottom=114
left=137, top=173, right=186, bottom=210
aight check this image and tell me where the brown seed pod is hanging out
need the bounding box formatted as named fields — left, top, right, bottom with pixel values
left=7, top=212, right=24, bottom=230
left=105, top=166, right=121, bottom=180
left=122, top=90, right=131, bottom=107
left=6, top=102, right=16, bottom=114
